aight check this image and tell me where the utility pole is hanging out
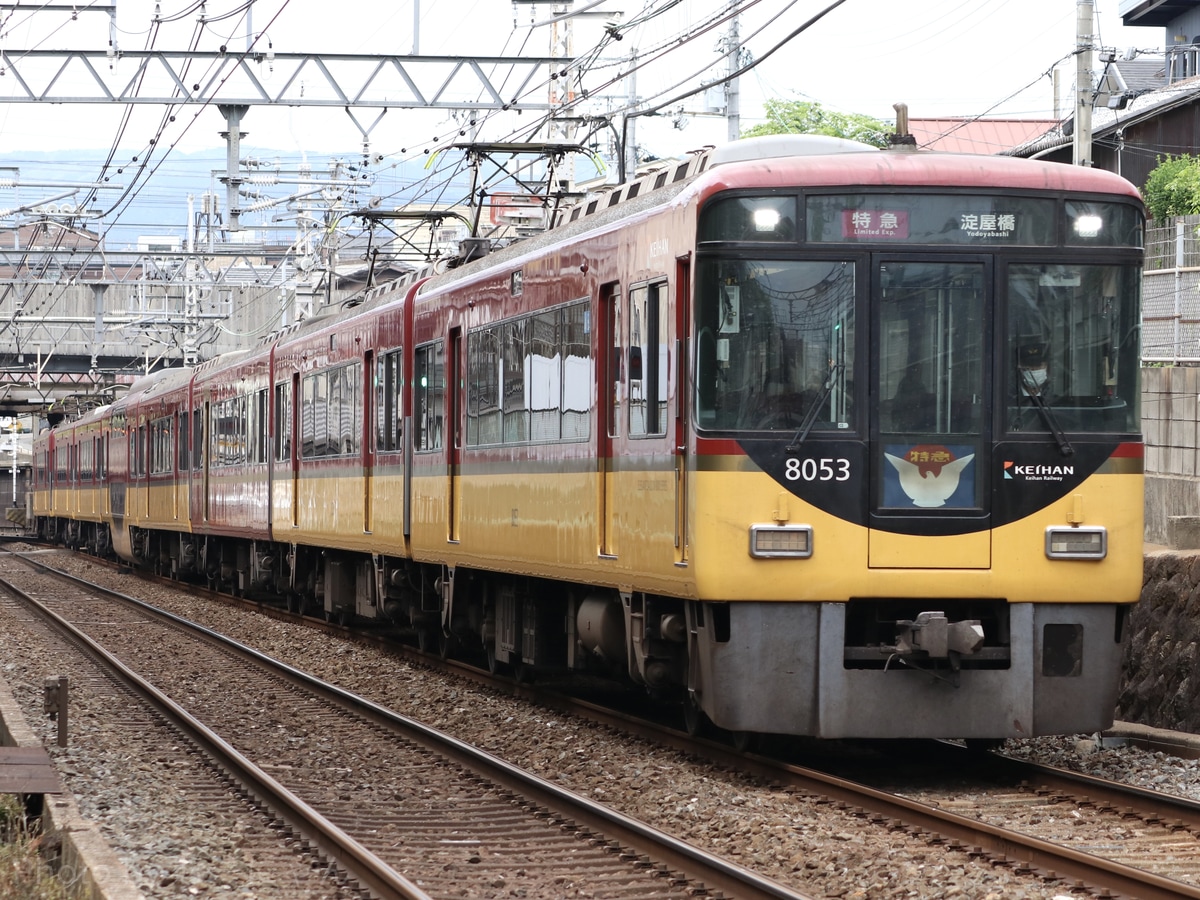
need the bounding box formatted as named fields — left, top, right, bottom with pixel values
left=624, top=46, right=638, bottom=182
left=1074, top=0, right=1095, bottom=167
left=725, top=0, right=741, bottom=141
left=549, top=2, right=577, bottom=193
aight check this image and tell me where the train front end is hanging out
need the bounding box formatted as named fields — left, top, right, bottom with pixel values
left=684, top=147, right=1144, bottom=740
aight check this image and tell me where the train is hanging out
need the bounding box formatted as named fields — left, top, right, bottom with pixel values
left=31, top=133, right=1146, bottom=742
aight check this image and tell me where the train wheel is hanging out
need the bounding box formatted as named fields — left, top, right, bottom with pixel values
left=438, top=631, right=457, bottom=660
left=484, top=643, right=504, bottom=675
left=683, top=699, right=711, bottom=738
left=416, top=625, right=436, bottom=653
left=731, top=730, right=758, bottom=753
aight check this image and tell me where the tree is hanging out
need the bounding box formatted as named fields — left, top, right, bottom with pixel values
left=742, top=99, right=891, bottom=149
left=1142, top=154, right=1200, bottom=223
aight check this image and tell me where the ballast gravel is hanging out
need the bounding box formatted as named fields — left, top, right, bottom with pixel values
left=3, top=551, right=1196, bottom=900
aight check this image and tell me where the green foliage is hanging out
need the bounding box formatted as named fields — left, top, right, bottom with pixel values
left=742, top=99, right=890, bottom=149
left=0, top=795, right=78, bottom=900
left=1142, top=154, right=1200, bottom=223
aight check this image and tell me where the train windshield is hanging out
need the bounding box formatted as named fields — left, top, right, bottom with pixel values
left=1006, top=263, right=1141, bottom=434
left=694, top=258, right=855, bottom=432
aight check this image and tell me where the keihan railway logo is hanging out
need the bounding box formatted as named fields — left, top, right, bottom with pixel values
left=1004, top=460, right=1075, bottom=482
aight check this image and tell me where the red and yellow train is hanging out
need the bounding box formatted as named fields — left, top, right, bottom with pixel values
left=33, top=134, right=1146, bottom=741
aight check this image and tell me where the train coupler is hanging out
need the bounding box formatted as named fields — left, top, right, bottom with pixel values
left=892, top=611, right=985, bottom=667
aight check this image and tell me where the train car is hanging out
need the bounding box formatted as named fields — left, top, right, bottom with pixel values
left=106, top=366, right=194, bottom=567
left=32, top=404, right=110, bottom=552
left=33, top=133, right=1146, bottom=742
left=270, top=306, right=386, bottom=616
left=187, top=347, right=273, bottom=592
left=122, top=365, right=196, bottom=575
left=30, top=422, right=51, bottom=535
left=392, top=134, right=1145, bottom=740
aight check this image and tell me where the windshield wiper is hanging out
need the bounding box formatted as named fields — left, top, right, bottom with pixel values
left=1018, top=369, right=1074, bottom=457
left=786, top=361, right=842, bottom=452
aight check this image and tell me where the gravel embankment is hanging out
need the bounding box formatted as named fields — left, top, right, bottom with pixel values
left=5, top=550, right=1198, bottom=900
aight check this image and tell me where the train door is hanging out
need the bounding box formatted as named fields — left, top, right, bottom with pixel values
left=448, top=328, right=462, bottom=543
left=598, top=282, right=620, bottom=558
left=290, top=373, right=300, bottom=528
left=202, top=401, right=211, bottom=523
left=869, top=256, right=991, bottom=568
left=363, top=350, right=374, bottom=534
left=173, top=411, right=182, bottom=521
left=674, top=256, right=691, bottom=565
left=134, top=419, right=147, bottom=520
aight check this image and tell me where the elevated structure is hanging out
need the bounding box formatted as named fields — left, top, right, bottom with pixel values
left=0, top=48, right=578, bottom=418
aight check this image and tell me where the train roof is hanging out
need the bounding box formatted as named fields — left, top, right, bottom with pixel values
left=119, top=365, right=194, bottom=406
left=694, top=145, right=1143, bottom=201
left=413, top=137, right=1142, bottom=298
left=261, top=136, right=1145, bottom=339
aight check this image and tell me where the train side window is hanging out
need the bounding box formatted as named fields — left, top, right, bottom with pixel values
left=376, top=350, right=403, bottom=452
left=252, top=388, right=268, bottom=464
left=151, top=416, right=172, bottom=474
left=529, top=309, right=560, bottom=442
left=238, top=395, right=249, bottom=464
left=562, top=300, right=591, bottom=441
left=329, top=366, right=345, bottom=455
left=274, top=381, right=292, bottom=461
left=468, top=328, right=500, bottom=446
left=338, top=363, right=361, bottom=455
left=503, top=320, right=529, bottom=443
left=178, top=412, right=189, bottom=472
left=192, top=408, right=202, bottom=470
left=629, top=280, right=668, bottom=437
left=414, top=342, right=444, bottom=452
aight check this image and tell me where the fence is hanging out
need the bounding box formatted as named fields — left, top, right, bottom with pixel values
left=1144, top=216, right=1200, bottom=363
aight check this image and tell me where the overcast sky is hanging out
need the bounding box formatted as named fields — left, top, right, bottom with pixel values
left=0, top=0, right=1170, bottom=242
left=0, top=0, right=1165, bottom=159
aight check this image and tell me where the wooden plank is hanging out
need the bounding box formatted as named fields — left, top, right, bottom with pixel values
left=0, top=746, right=61, bottom=794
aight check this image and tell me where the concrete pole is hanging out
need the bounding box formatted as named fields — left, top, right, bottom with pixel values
left=219, top=104, right=250, bottom=230
left=1074, top=0, right=1094, bottom=167
left=726, top=0, right=740, bottom=142
left=624, top=47, right=638, bottom=181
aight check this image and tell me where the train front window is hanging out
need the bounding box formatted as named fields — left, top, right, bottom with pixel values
left=695, top=258, right=854, bottom=432
left=1006, top=264, right=1141, bottom=434
left=877, top=262, right=985, bottom=511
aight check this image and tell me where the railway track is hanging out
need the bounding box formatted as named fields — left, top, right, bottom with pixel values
left=516, top=684, right=1200, bottom=900
left=0, top=549, right=813, bottom=900
left=13, top=545, right=1200, bottom=898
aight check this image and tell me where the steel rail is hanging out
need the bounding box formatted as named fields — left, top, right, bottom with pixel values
left=10, top=552, right=817, bottom=900
left=0, top=570, right=434, bottom=900
left=509, top=693, right=1200, bottom=900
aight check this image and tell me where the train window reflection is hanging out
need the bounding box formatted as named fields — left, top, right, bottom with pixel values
left=1006, top=264, right=1141, bottom=434
left=466, top=298, right=592, bottom=447
left=414, top=344, right=444, bottom=452
left=696, top=259, right=855, bottom=433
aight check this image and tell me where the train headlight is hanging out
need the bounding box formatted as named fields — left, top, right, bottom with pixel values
left=1045, top=526, right=1107, bottom=559
left=752, top=208, right=781, bottom=232
left=1073, top=214, right=1103, bottom=238
left=750, top=525, right=812, bottom=558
